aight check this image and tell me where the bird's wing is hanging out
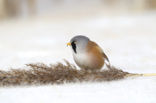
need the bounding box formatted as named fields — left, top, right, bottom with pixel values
left=88, top=41, right=111, bottom=67
left=91, top=41, right=111, bottom=68
left=96, top=45, right=110, bottom=65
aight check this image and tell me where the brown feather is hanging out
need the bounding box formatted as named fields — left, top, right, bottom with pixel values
left=87, top=41, right=111, bottom=70
left=86, top=41, right=104, bottom=70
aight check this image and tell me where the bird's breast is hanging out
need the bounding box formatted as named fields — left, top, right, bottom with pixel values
left=73, top=52, right=90, bottom=67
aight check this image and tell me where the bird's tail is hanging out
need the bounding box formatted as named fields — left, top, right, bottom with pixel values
left=103, top=55, right=111, bottom=70
left=105, top=58, right=112, bottom=69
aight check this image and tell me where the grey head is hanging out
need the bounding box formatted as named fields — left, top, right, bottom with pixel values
left=70, top=35, right=90, bottom=54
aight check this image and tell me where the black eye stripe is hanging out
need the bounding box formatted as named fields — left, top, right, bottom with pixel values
left=71, top=41, right=77, bottom=53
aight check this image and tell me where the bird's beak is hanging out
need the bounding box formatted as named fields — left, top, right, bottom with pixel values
left=67, top=42, right=71, bottom=46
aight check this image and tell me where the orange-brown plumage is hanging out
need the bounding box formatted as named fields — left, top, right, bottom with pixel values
left=86, top=41, right=104, bottom=70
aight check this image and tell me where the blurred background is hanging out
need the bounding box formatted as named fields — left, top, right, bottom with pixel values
left=0, top=0, right=156, bottom=73
left=0, top=0, right=156, bottom=19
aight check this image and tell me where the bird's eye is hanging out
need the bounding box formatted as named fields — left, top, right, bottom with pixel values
left=71, top=41, right=77, bottom=53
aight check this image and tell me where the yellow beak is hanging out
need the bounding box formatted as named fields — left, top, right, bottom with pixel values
left=67, top=42, right=71, bottom=46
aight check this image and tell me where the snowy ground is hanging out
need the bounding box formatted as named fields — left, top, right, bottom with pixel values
left=0, top=12, right=156, bottom=103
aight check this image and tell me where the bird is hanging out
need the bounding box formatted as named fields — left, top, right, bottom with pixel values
left=67, top=35, right=111, bottom=71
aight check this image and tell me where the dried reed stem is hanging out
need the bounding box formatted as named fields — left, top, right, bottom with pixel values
left=0, top=61, right=129, bottom=86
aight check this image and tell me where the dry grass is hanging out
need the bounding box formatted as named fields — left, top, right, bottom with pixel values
left=0, top=61, right=130, bottom=86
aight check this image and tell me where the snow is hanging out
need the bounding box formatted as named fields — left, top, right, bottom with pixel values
left=0, top=12, right=156, bottom=103
left=1, top=78, right=156, bottom=103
